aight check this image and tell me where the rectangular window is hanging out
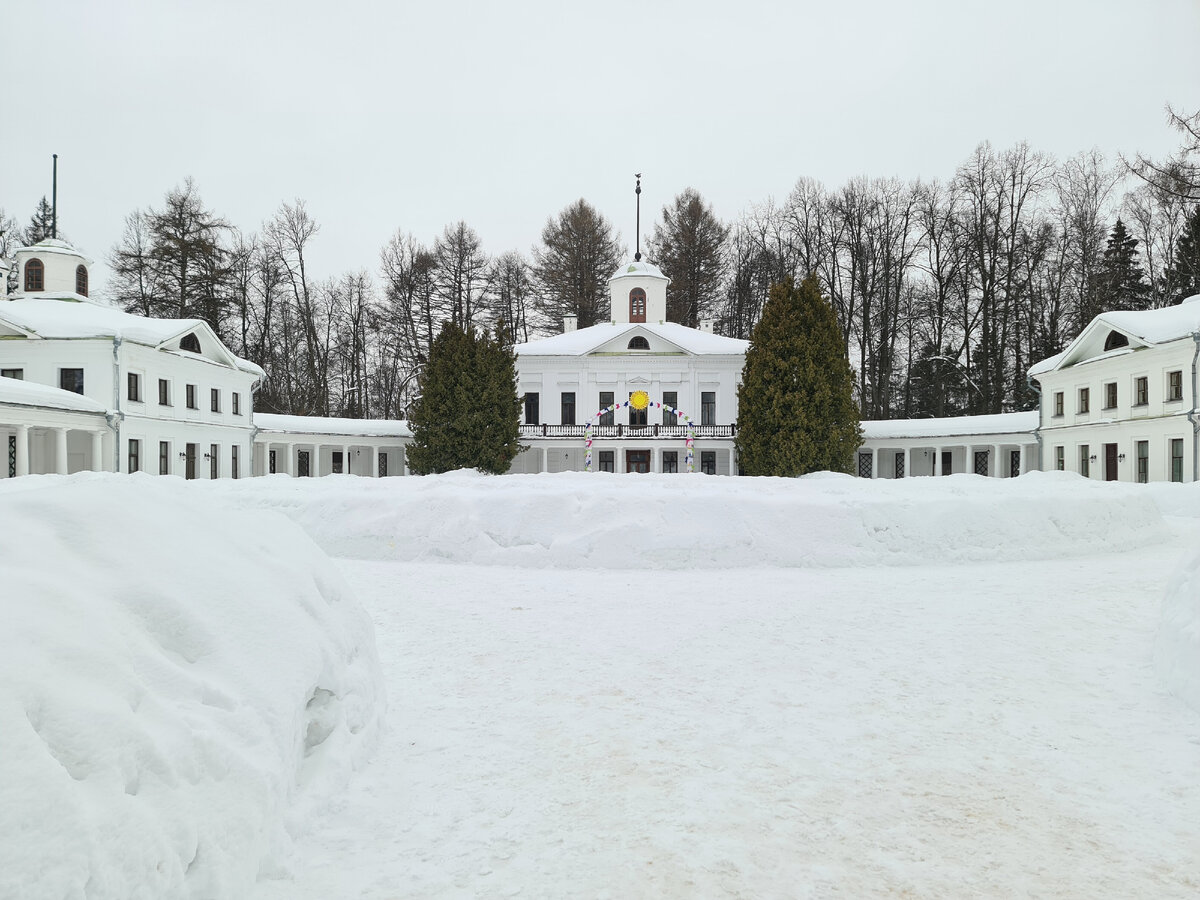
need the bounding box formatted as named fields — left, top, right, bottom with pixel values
left=128, top=372, right=141, bottom=403
left=1078, top=387, right=1089, bottom=414
left=1134, top=376, right=1148, bottom=407
left=186, top=384, right=197, bottom=409
left=1171, top=438, right=1184, bottom=483
left=629, top=392, right=647, bottom=427
left=523, top=392, right=539, bottom=425
left=560, top=391, right=575, bottom=426
left=1103, top=382, right=1117, bottom=409
left=701, top=392, right=716, bottom=426
left=210, top=388, right=220, bottom=413
left=1137, top=440, right=1149, bottom=483
left=378, top=451, right=388, bottom=477
left=1055, top=446, right=1065, bottom=471
left=232, top=392, right=241, bottom=415
left=662, top=391, right=678, bottom=426
left=598, top=450, right=614, bottom=473
left=332, top=451, right=344, bottom=474
left=159, top=441, right=169, bottom=475
left=159, top=378, right=170, bottom=406
left=0, top=368, right=23, bottom=380
left=1168, top=370, right=1183, bottom=401
left=231, top=445, right=239, bottom=480
left=269, top=450, right=277, bottom=475
left=128, top=439, right=140, bottom=473
left=662, top=450, right=678, bottom=473
left=210, top=443, right=219, bottom=479
left=59, top=368, right=84, bottom=395
left=701, top=450, right=717, bottom=475
left=599, top=391, right=614, bottom=427
left=1079, top=444, right=1090, bottom=478
left=1053, top=392, right=1063, bottom=417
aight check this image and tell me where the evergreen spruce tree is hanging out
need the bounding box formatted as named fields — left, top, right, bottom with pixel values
left=1091, top=218, right=1150, bottom=312
left=1168, top=205, right=1200, bottom=303
left=406, top=320, right=522, bottom=475
left=24, top=197, right=56, bottom=245
left=735, top=276, right=861, bottom=476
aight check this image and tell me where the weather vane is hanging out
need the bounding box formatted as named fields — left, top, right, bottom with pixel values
left=634, top=174, right=642, bottom=262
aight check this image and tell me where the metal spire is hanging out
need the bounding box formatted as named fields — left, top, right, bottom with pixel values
left=634, top=173, right=642, bottom=262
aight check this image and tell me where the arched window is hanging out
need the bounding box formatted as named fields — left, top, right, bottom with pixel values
left=180, top=333, right=201, bottom=353
left=75, top=265, right=89, bottom=297
left=629, top=288, right=647, bottom=323
left=24, top=259, right=44, bottom=292
left=627, top=336, right=650, bottom=350
left=1104, top=330, right=1129, bottom=351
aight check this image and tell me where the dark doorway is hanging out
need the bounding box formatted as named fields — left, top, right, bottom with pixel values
left=184, top=443, right=197, bottom=480
left=298, top=450, right=311, bottom=477
left=626, top=450, right=650, bottom=473
left=332, top=451, right=344, bottom=474
left=1105, top=443, right=1118, bottom=481
left=941, top=451, right=953, bottom=475
left=1010, top=450, right=1021, bottom=478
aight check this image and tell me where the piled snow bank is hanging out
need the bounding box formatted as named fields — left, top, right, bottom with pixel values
left=1157, top=550, right=1200, bottom=714
left=0, top=476, right=383, bottom=900
left=209, top=469, right=1169, bottom=570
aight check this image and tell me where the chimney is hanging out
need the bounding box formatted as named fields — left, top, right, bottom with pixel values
left=699, top=319, right=714, bottom=334
left=563, top=314, right=578, bottom=333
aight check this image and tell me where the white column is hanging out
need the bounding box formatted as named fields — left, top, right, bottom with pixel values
left=343, top=444, right=352, bottom=475
left=904, top=447, right=912, bottom=479
left=991, top=444, right=1000, bottom=478
left=934, top=445, right=942, bottom=475
left=15, top=425, right=29, bottom=477
left=284, top=443, right=294, bottom=476
left=312, top=444, right=322, bottom=477
left=871, top=446, right=880, bottom=479
left=91, top=431, right=105, bottom=473
left=1018, top=444, right=1026, bottom=475
left=55, top=428, right=69, bottom=475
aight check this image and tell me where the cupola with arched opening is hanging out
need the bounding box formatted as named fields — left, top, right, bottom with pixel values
left=9, top=239, right=93, bottom=301
left=608, top=259, right=669, bottom=324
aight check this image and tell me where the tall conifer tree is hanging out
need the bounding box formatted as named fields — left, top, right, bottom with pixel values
left=406, top=321, right=522, bottom=475
left=735, top=276, right=861, bottom=476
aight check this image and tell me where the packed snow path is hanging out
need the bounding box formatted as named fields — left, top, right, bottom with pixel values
left=256, top=544, right=1200, bottom=898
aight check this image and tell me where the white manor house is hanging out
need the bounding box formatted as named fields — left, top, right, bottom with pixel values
left=3, top=230, right=1200, bottom=484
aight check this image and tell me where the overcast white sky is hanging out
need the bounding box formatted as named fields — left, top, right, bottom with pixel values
left=3, top=0, right=1198, bottom=295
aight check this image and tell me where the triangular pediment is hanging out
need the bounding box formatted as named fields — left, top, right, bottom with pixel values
left=588, top=325, right=690, bottom=357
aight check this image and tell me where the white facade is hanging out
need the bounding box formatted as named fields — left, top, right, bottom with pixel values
left=0, top=238, right=263, bottom=479
left=512, top=260, right=748, bottom=475
left=253, top=414, right=411, bottom=477
left=1029, top=299, right=1200, bottom=483
left=856, top=412, right=1039, bottom=479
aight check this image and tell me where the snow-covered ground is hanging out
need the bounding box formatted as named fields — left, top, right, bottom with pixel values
left=4, top=471, right=1200, bottom=898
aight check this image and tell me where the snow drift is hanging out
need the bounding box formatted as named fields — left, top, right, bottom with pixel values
left=0, top=476, right=384, bottom=900
left=1157, top=548, right=1200, bottom=715
left=211, top=469, right=1169, bottom=570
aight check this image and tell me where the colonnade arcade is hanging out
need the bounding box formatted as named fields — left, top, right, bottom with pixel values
left=1, top=422, right=108, bottom=477
left=254, top=439, right=407, bottom=477
left=856, top=439, right=1038, bottom=479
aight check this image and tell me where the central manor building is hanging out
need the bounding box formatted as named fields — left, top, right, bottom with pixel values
left=510, top=259, right=748, bottom=475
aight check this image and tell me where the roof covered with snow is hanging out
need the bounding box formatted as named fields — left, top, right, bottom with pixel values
left=0, top=298, right=265, bottom=377
left=516, top=320, right=748, bottom=357
left=609, top=259, right=667, bottom=281
left=861, top=411, right=1038, bottom=440
left=14, top=238, right=94, bottom=265
left=255, top=413, right=413, bottom=438
left=0, top=375, right=108, bottom=414
left=1030, top=295, right=1200, bottom=377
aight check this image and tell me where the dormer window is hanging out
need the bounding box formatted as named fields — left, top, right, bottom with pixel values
left=1104, top=330, right=1129, bottom=351
left=180, top=333, right=201, bottom=353
left=627, top=336, right=650, bottom=350
left=630, top=288, right=647, bottom=323
left=24, top=259, right=44, bottom=292
left=75, top=265, right=88, bottom=297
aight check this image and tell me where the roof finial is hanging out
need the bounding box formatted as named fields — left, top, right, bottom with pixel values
left=51, top=154, right=58, bottom=240
left=634, top=173, right=642, bottom=262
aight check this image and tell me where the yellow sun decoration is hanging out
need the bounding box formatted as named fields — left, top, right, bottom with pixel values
left=630, top=390, right=650, bottom=410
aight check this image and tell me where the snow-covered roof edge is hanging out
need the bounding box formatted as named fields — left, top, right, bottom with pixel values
left=254, top=413, right=412, bottom=438
left=861, top=410, right=1038, bottom=440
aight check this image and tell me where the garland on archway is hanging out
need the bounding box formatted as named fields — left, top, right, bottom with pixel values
left=584, top=392, right=696, bottom=473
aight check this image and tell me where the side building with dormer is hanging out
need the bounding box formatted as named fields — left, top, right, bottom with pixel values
left=511, top=259, right=748, bottom=475
left=0, top=238, right=264, bottom=478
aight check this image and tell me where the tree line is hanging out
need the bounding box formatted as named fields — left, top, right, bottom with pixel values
left=3, top=108, right=1198, bottom=423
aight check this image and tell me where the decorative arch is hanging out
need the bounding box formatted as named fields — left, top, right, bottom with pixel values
left=180, top=333, right=201, bottom=353
left=627, top=336, right=650, bottom=350
left=75, top=265, right=89, bottom=297
left=585, top=391, right=696, bottom=472
left=24, top=258, right=44, bottom=292
left=1104, top=330, right=1129, bottom=351
left=629, top=288, right=647, bottom=323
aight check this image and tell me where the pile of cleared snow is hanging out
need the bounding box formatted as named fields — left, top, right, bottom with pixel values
left=0, top=476, right=383, bottom=900
left=209, top=469, right=1169, bottom=569
left=1157, top=550, right=1200, bottom=715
